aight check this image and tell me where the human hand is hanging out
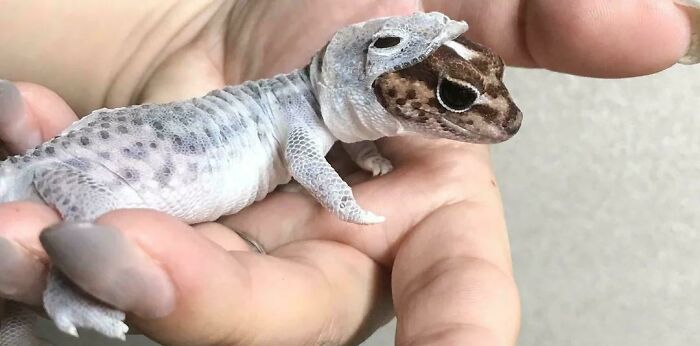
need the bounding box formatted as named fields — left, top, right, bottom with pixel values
left=0, top=1, right=696, bottom=345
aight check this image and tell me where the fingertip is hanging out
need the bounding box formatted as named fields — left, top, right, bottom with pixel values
left=0, top=81, right=79, bottom=154
left=0, top=80, right=41, bottom=152
left=526, top=0, right=692, bottom=77
left=14, top=82, right=79, bottom=138
left=40, top=221, right=176, bottom=319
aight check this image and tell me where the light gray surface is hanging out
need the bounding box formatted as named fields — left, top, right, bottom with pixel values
left=38, top=65, right=699, bottom=345
left=500, top=65, right=700, bottom=346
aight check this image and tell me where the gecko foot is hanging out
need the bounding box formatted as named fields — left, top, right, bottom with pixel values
left=341, top=208, right=385, bottom=225
left=358, top=156, right=394, bottom=177
left=44, top=270, right=128, bottom=340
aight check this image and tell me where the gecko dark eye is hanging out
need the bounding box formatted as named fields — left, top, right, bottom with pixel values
left=437, top=78, right=479, bottom=112
left=372, top=36, right=402, bottom=48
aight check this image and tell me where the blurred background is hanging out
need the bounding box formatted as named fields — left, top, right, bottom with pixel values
left=38, top=63, right=700, bottom=345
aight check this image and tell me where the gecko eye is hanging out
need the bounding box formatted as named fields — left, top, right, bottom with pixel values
left=372, top=36, right=402, bottom=48
left=437, top=78, right=479, bottom=112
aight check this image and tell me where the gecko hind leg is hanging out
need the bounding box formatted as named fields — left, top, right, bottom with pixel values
left=33, top=163, right=140, bottom=340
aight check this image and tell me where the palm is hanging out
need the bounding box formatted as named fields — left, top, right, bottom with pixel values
left=217, top=138, right=493, bottom=266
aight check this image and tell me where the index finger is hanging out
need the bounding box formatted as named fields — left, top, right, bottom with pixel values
left=424, top=0, right=696, bottom=77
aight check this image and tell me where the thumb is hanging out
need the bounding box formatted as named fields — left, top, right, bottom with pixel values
left=0, top=80, right=78, bottom=154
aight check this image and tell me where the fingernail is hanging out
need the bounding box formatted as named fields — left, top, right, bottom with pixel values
left=0, top=236, right=46, bottom=304
left=40, top=222, right=176, bottom=318
left=0, top=80, right=42, bottom=150
left=0, top=80, right=24, bottom=118
left=676, top=0, right=700, bottom=64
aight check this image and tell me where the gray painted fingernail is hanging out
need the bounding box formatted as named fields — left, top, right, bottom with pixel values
left=0, top=80, right=23, bottom=119
left=40, top=222, right=176, bottom=318
left=0, top=236, right=46, bottom=304
left=0, top=80, right=42, bottom=150
left=676, top=0, right=700, bottom=64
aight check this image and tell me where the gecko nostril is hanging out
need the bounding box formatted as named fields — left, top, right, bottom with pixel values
left=504, top=111, right=523, bottom=135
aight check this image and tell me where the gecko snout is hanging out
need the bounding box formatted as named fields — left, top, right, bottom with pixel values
left=504, top=108, right=523, bottom=136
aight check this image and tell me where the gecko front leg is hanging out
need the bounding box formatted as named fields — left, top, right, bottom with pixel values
left=286, top=126, right=384, bottom=225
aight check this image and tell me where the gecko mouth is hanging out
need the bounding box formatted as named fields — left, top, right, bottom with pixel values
left=438, top=116, right=510, bottom=144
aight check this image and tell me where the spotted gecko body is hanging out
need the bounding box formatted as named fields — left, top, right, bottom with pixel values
left=0, top=12, right=523, bottom=343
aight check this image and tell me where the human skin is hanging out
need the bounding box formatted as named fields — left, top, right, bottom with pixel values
left=0, top=1, right=694, bottom=345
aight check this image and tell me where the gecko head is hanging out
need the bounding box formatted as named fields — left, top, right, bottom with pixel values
left=314, top=12, right=521, bottom=143
left=372, top=35, right=523, bottom=143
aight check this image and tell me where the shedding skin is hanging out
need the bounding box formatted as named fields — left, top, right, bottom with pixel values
left=0, top=12, right=522, bottom=343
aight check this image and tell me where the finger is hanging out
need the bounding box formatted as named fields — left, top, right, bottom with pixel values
left=0, top=81, right=78, bottom=154
left=0, top=202, right=60, bottom=304
left=424, top=0, right=693, bottom=77
left=39, top=209, right=392, bottom=346
left=391, top=193, right=520, bottom=345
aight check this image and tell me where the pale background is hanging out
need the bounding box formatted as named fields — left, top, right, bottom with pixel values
left=37, top=64, right=700, bottom=345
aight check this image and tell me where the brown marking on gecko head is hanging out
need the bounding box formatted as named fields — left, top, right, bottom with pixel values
left=372, top=35, right=522, bottom=143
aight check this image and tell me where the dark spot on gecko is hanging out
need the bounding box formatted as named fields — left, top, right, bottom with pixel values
left=65, top=158, right=91, bottom=170
left=100, top=123, right=111, bottom=128
left=45, top=146, right=55, bottom=155
left=153, top=121, right=164, bottom=130
left=80, top=137, right=90, bottom=146
left=466, top=119, right=474, bottom=125
left=88, top=121, right=97, bottom=127
left=133, top=118, right=144, bottom=126
left=32, top=150, right=41, bottom=157
left=411, top=101, right=422, bottom=109
left=470, top=105, right=498, bottom=120
left=22, top=157, right=31, bottom=163
left=122, top=168, right=140, bottom=182
left=396, top=98, right=407, bottom=106
left=117, top=116, right=127, bottom=122
left=122, top=146, right=148, bottom=160
left=387, top=88, right=397, bottom=98
left=150, top=142, right=157, bottom=149
left=406, top=90, right=417, bottom=99
left=118, top=126, right=128, bottom=134
left=9, top=157, right=18, bottom=163
left=135, top=142, right=143, bottom=147
left=155, top=164, right=174, bottom=187
left=173, top=136, right=182, bottom=146
left=100, top=131, right=110, bottom=139
left=99, top=152, right=111, bottom=160
left=427, top=97, right=439, bottom=108
left=157, top=133, right=165, bottom=140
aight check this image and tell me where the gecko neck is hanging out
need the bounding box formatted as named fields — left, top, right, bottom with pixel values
left=306, top=52, right=405, bottom=143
